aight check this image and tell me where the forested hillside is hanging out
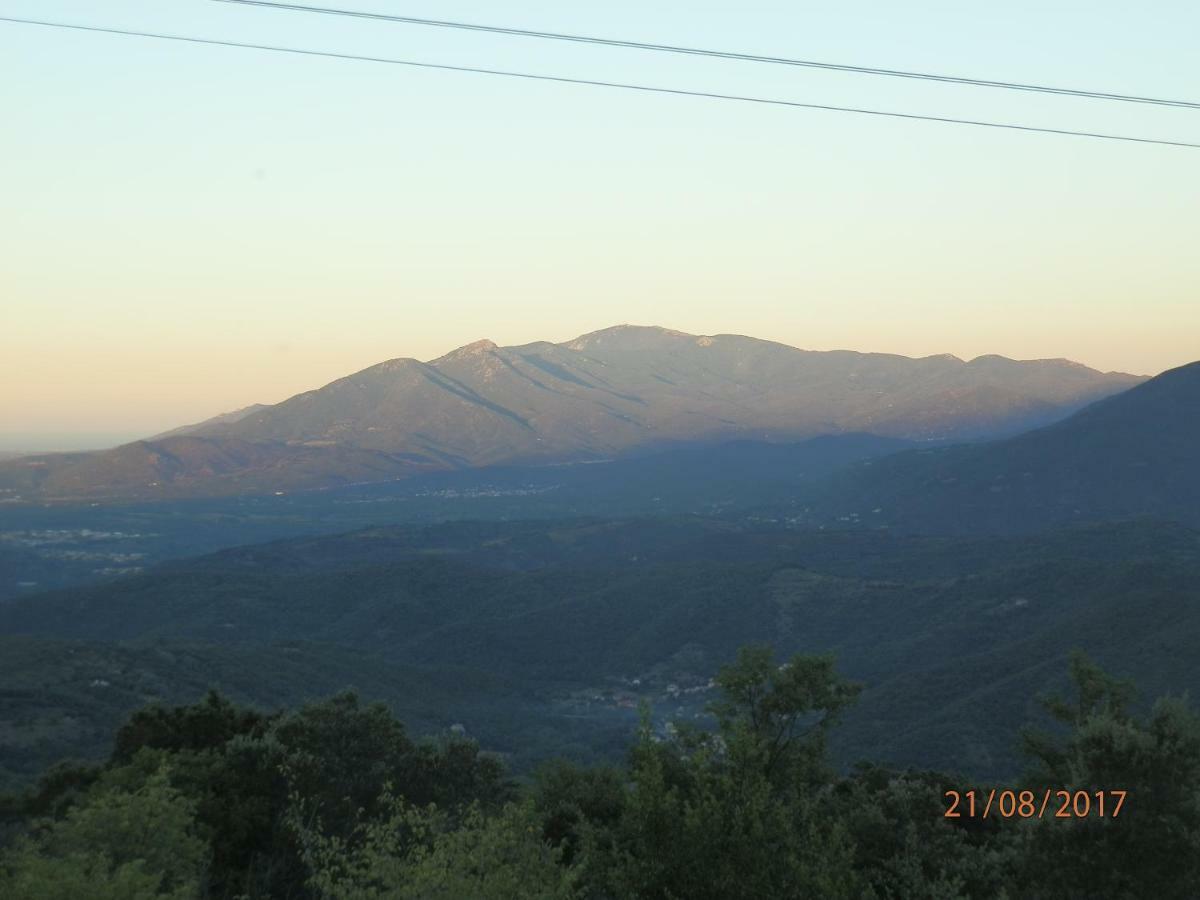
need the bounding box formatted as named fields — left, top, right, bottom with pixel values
left=3, top=646, right=1198, bottom=898
left=3, top=517, right=1196, bottom=786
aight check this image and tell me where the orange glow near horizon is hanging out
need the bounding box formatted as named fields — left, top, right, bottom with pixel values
left=3, top=0, right=1197, bottom=447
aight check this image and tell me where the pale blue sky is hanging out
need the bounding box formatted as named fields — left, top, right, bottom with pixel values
left=2, top=1, right=1198, bottom=448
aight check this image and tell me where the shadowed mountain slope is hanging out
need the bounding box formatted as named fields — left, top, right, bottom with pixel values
left=802, top=360, right=1200, bottom=533
left=0, top=326, right=1142, bottom=502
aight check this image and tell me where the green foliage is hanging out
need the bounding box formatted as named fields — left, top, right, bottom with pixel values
left=571, top=650, right=865, bottom=899
left=0, top=689, right=511, bottom=898
left=180, top=691, right=507, bottom=898
left=301, top=795, right=577, bottom=899
left=0, top=849, right=189, bottom=900
left=709, top=645, right=861, bottom=783
left=112, top=689, right=274, bottom=764
left=0, top=765, right=204, bottom=899
left=596, top=738, right=860, bottom=899
left=273, top=692, right=418, bottom=837
left=0, top=759, right=101, bottom=842
left=533, top=760, right=625, bottom=865
left=833, top=764, right=1014, bottom=899
left=4, top=645, right=1200, bottom=898
left=1017, top=652, right=1200, bottom=898
left=274, top=692, right=507, bottom=830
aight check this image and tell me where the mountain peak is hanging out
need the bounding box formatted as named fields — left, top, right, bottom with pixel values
left=434, top=339, right=498, bottom=362
left=563, top=324, right=693, bottom=351
left=0, top=325, right=1154, bottom=502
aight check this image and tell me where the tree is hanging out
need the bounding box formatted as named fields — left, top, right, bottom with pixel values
left=111, top=690, right=273, bottom=765
left=1018, top=651, right=1200, bottom=898
left=0, top=759, right=101, bottom=845
left=533, top=759, right=625, bottom=866
left=581, top=651, right=864, bottom=898
left=0, top=766, right=205, bottom=899
left=272, top=692, right=507, bottom=832
left=833, top=763, right=1013, bottom=899
left=709, top=645, right=862, bottom=784
left=300, top=793, right=577, bottom=899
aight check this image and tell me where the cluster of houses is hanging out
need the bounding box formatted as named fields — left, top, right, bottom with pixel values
left=567, top=675, right=718, bottom=714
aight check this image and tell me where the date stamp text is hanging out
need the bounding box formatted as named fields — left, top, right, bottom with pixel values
left=944, top=789, right=1126, bottom=819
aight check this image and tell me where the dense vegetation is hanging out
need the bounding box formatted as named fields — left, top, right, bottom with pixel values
left=2, top=363, right=1197, bottom=894
left=3, top=518, right=1197, bottom=788
left=3, top=645, right=1197, bottom=899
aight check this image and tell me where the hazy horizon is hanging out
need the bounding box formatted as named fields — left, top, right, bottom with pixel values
left=0, top=321, right=1170, bottom=453
left=3, top=5, right=1197, bottom=886
left=4, top=1, right=1198, bottom=442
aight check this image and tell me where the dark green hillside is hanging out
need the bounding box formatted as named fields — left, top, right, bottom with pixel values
left=802, top=360, right=1200, bottom=533
left=3, top=517, right=1197, bottom=782
left=0, top=636, right=614, bottom=791
left=0, top=433, right=906, bottom=602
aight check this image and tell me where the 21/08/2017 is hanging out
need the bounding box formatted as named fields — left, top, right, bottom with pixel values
left=944, top=789, right=1126, bottom=819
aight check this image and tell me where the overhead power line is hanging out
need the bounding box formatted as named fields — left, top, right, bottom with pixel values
left=2, top=16, right=1198, bottom=150
left=213, top=0, right=1200, bottom=111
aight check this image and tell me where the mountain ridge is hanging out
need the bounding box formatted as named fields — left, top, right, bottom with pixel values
left=150, top=403, right=271, bottom=440
left=0, top=325, right=1145, bottom=502
left=801, top=360, right=1200, bottom=532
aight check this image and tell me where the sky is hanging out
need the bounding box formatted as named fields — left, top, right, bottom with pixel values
left=2, top=0, right=1198, bottom=450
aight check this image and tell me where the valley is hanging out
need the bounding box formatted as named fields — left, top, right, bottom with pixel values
left=5, top=5, right=1195, bottom=889
left=2, top=358, right=1197, bottom=791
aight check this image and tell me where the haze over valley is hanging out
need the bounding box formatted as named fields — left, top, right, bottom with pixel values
left=2, top=326, right=1196, bottom=792
left=4, top=2, right=1198, bottom=892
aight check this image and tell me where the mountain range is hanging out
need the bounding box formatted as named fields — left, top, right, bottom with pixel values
left=0, top=325, right=1142, bottom=503
left=1, top=330, right=1197, bottom=786
left=802, top=360, right=1200, bottom=532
